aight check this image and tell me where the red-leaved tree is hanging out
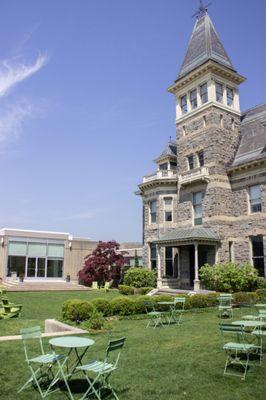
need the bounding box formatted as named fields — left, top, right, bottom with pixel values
left=78, top=240, right=128, bottom=287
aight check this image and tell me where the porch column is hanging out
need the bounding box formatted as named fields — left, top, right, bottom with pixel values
left=156, top=244, right=162, bottom=289
left=194, top=242, right=200, bottom=291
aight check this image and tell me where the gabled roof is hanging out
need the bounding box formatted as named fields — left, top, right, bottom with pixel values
left=154, top=227, right=220, bottom=244
left=230, top=104, right=266, bottom=168
left=178, top=13, right=235, bottom=79
left=154, top=140, right=177, bottom=163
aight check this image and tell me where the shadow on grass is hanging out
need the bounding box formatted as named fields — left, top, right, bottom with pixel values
left=58, top=379, right=130, bottom=398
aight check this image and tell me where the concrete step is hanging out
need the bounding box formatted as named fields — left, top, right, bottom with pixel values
left=2, top=280, right=89, bottom=292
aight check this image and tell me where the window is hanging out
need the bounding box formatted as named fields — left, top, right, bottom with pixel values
left=193, top=192, right=202, bottom=225
left=150, top=200, right=157, bottom=223
left=249, top=185, right=262, bottom=213
left=159, top=163, right=168, bottom=171
left=198, top=151, right=204, bottom=167
left=7, top=256, right=26, bottom=277
left=203, top=116, right=207, bottom=127
left=200, top=83, right=208, bottom=104
left=180, top=95, right=187, bottom=114
left=47, top=259, right=63, bottom=278
left=170, top=161, right=177, bottom=170
left=165, top=247, right=173, bottom=276
left=187, top=155, right=194, bottom=170
left=190, top=89, right=197, bottom=109
left=227, top=87, right=234, bottom=106
left=164, top=198, right=173, bottom=222
left=229, top=241, right=234, bottom=262
left=150, top=243, right=157, bottom=270
left=220, top=114, right=224, bottom=127
left=251, top=236, right=265, bottom=277
left=215, top=82, right=223, bottom=102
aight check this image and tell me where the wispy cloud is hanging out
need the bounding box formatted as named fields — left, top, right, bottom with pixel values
left=0, top=100, right=35, bottom=143
left=0, top=54, right=47, bottom=98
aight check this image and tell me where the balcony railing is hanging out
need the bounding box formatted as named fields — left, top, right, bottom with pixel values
left=178, top=166, right=209, bottom=186
left=143, top=169, right=177, bottom=183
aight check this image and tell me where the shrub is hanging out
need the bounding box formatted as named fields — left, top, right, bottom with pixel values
left=233, top=292, right=258, bottom=305
left=133, top=295, right=154, bottom=314
left=123, top=268, right=156, bottom=288
left=81, top=310, right=106, bottom=331
left=153, top=295, right=174, bottom=311
left=199, top=262, right=259, bottom=292
left=257, top=277, right=266, bottom=289
left=118, top=285, right=134, bottom=295
left=62, top=299, right=95, bottom=322
left=255, top=289, right=266, bottom=301
left=138, top=287, right=154, bottom=295
left=91, top=298, right=112, bottom=316
left=110, top=297, right=135, bottom=316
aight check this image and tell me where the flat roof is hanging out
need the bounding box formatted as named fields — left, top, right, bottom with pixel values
left=0, top=228, right=93, bottom=242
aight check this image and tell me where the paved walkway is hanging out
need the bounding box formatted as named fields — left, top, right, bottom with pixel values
left=1, top=280, right=89, bottom=292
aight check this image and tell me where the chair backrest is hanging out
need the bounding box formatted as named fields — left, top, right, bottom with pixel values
left=174, top=297, right=186, bottom=310
left=104, top=282, right=110, bottom=289
left=2, top=297, right=10, bottom=306
left=92, top=281, right=98, bottom=290
left=106, top=337, right=126, bottom=368
left=20, top=326, right=44, bottom=361
left=258, top=310, right=266, bottom=320
left=219, top=323, right=245, bottom=344
left=143, top=300, right=155, bottom=313
left=219, top=294, right=232, bottom=306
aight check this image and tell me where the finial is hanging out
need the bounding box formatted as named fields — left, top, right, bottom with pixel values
left=169, top=135, right=172, bottom=142
left=192, top=0, right=212, bottom=19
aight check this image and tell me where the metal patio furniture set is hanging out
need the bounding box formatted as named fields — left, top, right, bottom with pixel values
left=18, top=326, right=126, bottom=400
left=144, top=297, right=186, bottom=328
left=218, top=293, right=266, bottom=380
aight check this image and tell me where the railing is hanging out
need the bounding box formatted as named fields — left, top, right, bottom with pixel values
left=178, top=166, right=209, bottom=186
left=143, top=169, right=177, bottom=183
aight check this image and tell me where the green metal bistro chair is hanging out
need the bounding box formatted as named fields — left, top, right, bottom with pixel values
left=219, top=323, right=261, bottom=380
left=218, top=294, right=233, bottom=319
left=18, top=326, right=73, bottom=399
left=77, top=337, right=126, bottom=400
left=144, top=300, right=164, bottom=328
left=170, top=297, right=186, bottom=325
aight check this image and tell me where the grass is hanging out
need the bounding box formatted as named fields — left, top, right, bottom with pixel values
left=0, top=291, right=265, bottom=400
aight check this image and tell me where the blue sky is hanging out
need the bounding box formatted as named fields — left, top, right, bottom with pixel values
left=0, top=0, right=265, bottom=242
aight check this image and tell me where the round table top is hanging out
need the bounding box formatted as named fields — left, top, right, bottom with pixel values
left=232, top=320, right=265, bottom=327
left=255, top=303, right=266, bottom=307
left=49, top=336, right=95, bottom=348
left=157, top=301, right=175, bottom=305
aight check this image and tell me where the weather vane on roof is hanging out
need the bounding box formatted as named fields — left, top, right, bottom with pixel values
left=192, top=0, right=212, bottom=19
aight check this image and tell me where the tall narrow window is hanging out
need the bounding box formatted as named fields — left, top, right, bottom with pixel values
left=249, top=185, right=262, bottom=213
left=200, top=83, right=208, bottom=104
left=150, top=243, right=157, bottom=270
left=229, top=241, right=233, bottom=262
left=190, top=89, right=197, bottom=110
left=150, top=200, right=157, bottom=223
left=165, top=247, right=173, bottom=276
left=159, top=163, right=168, bottom=171
left=193, top=192, right=202, bottom=225
left=198, top=151, right=204, bottom=167
left=170, top=161, right=177, bottom=170
left=215, top=82, right=223, bottom=102
left=187, top=155, right=194, bottom=170
left=164, top=198, right=173, bottom=222
left=181, top=95, right=187, bottom=114
left=251, top=236, right=265, bottom=277
left=227, top=87, right=234, bottom=106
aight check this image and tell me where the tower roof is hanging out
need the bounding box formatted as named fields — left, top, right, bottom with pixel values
left=178, top=13, right=235, bottom=79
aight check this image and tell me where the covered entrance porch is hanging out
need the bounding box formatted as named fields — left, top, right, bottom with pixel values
left=153, top=227, right=220, bottom=291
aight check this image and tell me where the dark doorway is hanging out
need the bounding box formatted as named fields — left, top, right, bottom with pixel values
left=188, top=245, right=195, bottom=287
left=198, top=245, right=208, bottom=268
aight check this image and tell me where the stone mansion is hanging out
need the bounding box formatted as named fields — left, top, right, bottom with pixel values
left=137, top=9, right=266, bottom=291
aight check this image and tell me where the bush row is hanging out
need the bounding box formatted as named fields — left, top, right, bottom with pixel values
left=118, top=285, right=154, bottom=296
left=62, top=291, right=263, bottom=321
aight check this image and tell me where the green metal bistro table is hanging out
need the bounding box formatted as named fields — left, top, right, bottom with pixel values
left=255, top=304, right=266, bottom=308
left=232, top=320, right=266, bottom=328
left=49, top=336, right=95, bottom=379
left=157, top=302, right=176, bottom=325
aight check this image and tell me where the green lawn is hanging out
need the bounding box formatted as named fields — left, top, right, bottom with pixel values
left=0, top=291, right=265, bottom=400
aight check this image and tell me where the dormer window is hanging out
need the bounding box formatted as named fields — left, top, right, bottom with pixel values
left=190, top=89, right=197, bottom=109
left=198, top=151, right=204, bottom=167
left=226, top=87, right=234, bottom=106
left=159, top=163, right=168, bottom=171
left=200, top=83, right=208, bottom=104
left=215, top=82, right=223, bottom=103
left=181, top=95, right=188, bottom=114
left=187, top=155, right=194, bottom=170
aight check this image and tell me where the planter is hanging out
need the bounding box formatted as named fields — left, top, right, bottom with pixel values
left=19, top=276, right=24, bottom=283
left=65, top=275, right=71, bottom=283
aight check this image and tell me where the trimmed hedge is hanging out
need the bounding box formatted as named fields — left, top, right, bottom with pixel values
left=62, top=292, right=261, bottom=321
left=118, top=285, right=134, bottom=295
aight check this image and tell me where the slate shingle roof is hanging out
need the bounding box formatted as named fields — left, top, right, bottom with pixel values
left=154, top=140, right=177, bottom=162
left=154, top=227, right=220, bottom=243
left=231, top=104, right=266, bottom=168
left=178, top=14, right=234, bottom=79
